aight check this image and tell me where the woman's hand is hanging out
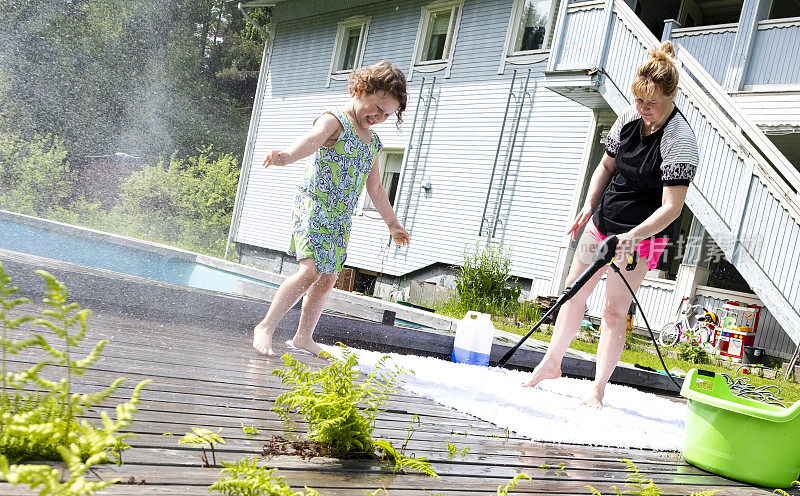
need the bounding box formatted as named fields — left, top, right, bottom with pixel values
left=567, top=204, right=594, bottom=241
left=389, top=222, right=410, bottom=247
left=615, top=231, right=643, bottom=264
left=262, top=150, right=292, bottom=168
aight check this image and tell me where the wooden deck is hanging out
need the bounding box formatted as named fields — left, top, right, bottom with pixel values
left=2, top=298, right=794, bottom=496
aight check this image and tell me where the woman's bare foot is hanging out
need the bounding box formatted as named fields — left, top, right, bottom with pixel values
left=253, top=323, right=276, bottom=357
left=521, top=359, right=562, bottom=388
left=291, top=335, right=324, bottom=357
left=581, top=391, right=604, bottom=409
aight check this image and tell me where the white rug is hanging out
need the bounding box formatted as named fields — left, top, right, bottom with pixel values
left=323, top=345, right=687, bottom=451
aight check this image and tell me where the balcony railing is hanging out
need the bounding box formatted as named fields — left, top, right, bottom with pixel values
left=668, top=16, right=800, bottom=90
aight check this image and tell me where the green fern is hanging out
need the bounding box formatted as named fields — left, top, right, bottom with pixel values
left=496, top=472, right=532, bottom=495
left=445, top=442, right=470, bottom=459
left=374, top=439, right=437, bottom=477
left=584, top=460, right=720, bottom=495
left=272, top=346, right=404, bottom=457
left=774, top=482, right=800, bottom=495
left=241, top=423, right=261, bottom=438
left=539, top=462, right=565, bottom=478
left=0, top=267, right=151, bottom=495
left=401, top=414, right=420, bottom=451
left=209, top=457, right=322, bottom=495
left=0, top=262, right=36, bottom=397
left=775, top=482, right=800, bottom=495
left=179, top=427, right=226, bottom=467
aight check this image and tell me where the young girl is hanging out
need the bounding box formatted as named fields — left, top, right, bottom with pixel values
left=253, top=60, right=410, bottom=357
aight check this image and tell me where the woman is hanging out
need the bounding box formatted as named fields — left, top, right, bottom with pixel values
left=523, top=41, right=699, bottom=408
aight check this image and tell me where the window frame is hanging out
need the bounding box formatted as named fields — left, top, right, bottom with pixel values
left=362, top=149, right=405, bottom=212
left=408, top=0, right=465, bottom=81
left=498, top=0, right=561, bottom=73
left=327, top=15, right=371, bottom=88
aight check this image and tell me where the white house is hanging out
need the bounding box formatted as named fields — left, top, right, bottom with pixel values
left=228, top=0, right=800, bottom=359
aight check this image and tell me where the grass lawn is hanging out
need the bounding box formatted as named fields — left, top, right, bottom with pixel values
left=434, top=304, right=800, bottom=405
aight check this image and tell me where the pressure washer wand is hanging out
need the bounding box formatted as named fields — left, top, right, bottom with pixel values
left=495, top=235, right=619, bottom=368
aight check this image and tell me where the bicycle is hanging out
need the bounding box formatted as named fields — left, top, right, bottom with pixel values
left=658, top=297, right=716, bottom=347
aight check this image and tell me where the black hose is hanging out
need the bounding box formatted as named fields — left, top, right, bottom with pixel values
left=609, top=264, right=682, bottom=391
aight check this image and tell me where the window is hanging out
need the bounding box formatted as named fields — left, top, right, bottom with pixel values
left=327, top=15, right=370, bottom=87
left=421, top=9, right=455, bottom=62
left=499, top=0, right=560, bottom=72
left=513, top=0, right=553, bottom=53
left=364, top=150, right=404, bottom=210
left=409, top=0, right=464, bottom=79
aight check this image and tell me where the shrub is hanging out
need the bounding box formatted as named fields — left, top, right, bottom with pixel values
left=455, top=242, right=521, bottom=315
left=676, top=330, right=712, bottom=365
left=112, top=146, right=239, bottom=255
left=0, top=133, right=74, bottom=217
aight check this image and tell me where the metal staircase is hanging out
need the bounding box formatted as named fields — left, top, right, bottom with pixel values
left=544, top=0, right=800, bottom=345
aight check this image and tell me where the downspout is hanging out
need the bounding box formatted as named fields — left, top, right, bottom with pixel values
left=225, top=4, right=275, bottom=260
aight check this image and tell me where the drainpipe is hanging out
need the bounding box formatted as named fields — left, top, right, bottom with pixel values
left=225, top=4, right=275, bottom=260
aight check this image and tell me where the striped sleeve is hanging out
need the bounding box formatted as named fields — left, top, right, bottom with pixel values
left=605, top=105, right=640, bottom=157
left=660, top=113, right=699, bottom=186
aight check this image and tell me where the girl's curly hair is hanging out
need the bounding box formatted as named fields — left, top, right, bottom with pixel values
left=631, top=41, right=679, bottom=100
left=348, top=61, right=408, bottom=126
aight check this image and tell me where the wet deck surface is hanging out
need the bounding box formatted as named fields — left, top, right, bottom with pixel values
left=2, top=300, right=794, bottom=496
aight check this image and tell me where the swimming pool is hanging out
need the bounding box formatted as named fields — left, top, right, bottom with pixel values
left=0, top=212, right=278, bottom=295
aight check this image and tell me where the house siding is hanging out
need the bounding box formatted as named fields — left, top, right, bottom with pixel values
left=672, top=27, right=737, bottom=85
left=232, top=0, right=800, bottom=358
left=234, top=0, right=593, bottom=283
left=745, top=19, right=800, bottom=87
left=732, top=91, right=800, bottom=128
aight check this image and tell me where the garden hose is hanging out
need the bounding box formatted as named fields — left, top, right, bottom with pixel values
left=496, top=235, right=621, bottom=367
left=609, top=263, right=683, bottom=391
left=496, top=234, right=684, bottom=392
left=721, top=373, right=785, bottom=407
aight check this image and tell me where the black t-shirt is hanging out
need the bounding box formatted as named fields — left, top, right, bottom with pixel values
left=592, top=104, right=699, bottom=239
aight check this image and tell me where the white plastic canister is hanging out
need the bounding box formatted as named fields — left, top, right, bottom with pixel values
left=451, top=311, right=496, bottom=366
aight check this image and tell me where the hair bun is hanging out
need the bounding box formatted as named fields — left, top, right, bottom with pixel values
left=649, top=40, right=675, bottom=61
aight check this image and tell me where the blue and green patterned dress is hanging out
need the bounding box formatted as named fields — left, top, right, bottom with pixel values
left=289, top=109, right=382, bottom=273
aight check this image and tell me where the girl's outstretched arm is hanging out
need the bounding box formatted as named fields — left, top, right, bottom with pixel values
left=262, top=113, right=342, bottom=167
left=365, top=159, right=409, bottom=246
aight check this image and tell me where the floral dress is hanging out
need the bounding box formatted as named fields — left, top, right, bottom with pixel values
left=289, top=109, right=382, bottom=273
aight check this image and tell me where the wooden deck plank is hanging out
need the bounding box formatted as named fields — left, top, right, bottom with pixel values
left=1, top=302, right=791, bottom=495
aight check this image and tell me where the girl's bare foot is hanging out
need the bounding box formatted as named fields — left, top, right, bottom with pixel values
left=521, top=359, right=562, bottom=388
left=581, top=391, right=604, bottom=409
left=291, top=335, right=324, bottom=357
left=253, top=323, right=276, bottom=357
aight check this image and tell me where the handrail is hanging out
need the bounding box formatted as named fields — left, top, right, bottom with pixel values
left=611, top=0, right=800, bottom=221
left=758, top=16, right=800, bottom=29
left=671, top=23, right=738, bottom=37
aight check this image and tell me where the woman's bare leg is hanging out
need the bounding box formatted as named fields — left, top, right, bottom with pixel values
left=582, top=259, right=649, bottom=408
left=291, top=272, right=339, bottom=356
left=253, top=259, right=321, bottom=356
left=523, top=230, right=606, bottom=388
